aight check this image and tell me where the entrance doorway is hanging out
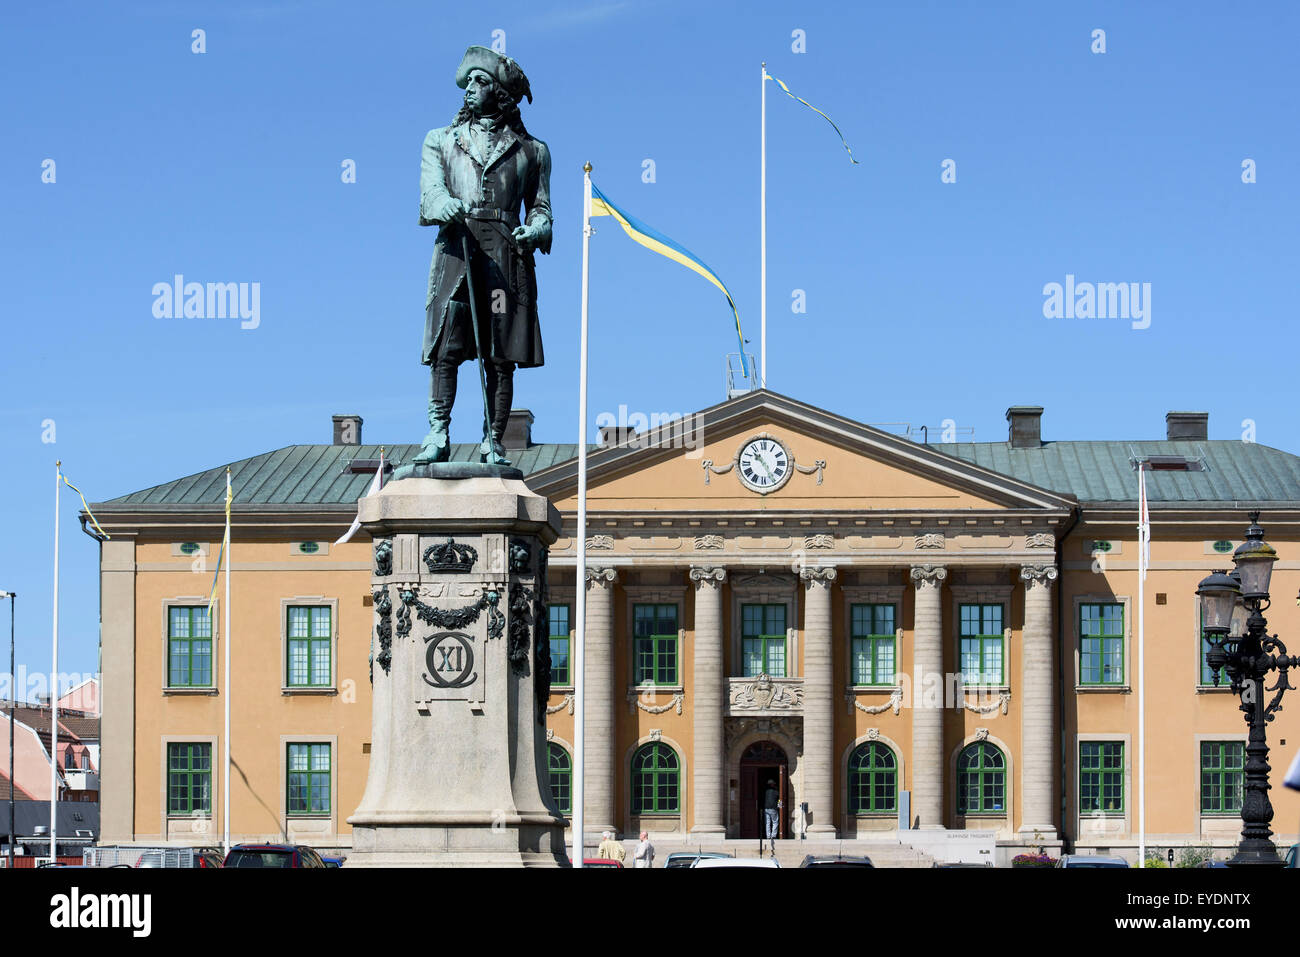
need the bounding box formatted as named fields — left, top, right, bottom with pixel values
left=738, top=741, right=789, bottom=839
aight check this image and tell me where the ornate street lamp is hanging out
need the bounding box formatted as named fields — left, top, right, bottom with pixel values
left=1197, top=512, right=1298, bottom=867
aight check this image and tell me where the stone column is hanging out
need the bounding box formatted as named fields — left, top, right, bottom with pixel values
left=689, top=566, right=727, bottom=837
left=800, top=565, right=838, bottom=836
left=1019, top=563, right=1058, bottom=838
left=584, top=566, right=619, bottom=837
left=909, top=564, right=948, bottom=829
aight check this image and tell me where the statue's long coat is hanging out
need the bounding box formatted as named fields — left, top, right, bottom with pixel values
left=419, top=121, right=551, bottom=368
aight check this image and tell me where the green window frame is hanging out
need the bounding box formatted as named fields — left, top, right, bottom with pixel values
left=547, top=743, right=571, bottom=814
left=634, top=603, right=679, bottom=686
left=957, top=742, right=1006, bottom=814
left=851, top=604, right=896, bottom=686
left=287, top=605, right=332, bottom=687
left=631, top=742, right=680, bottom=814
left=167, top=743, right=211, bottom=815
left=741, top=604, right=787, bottom=677
left=959, top=604, right=1004, bottom=686
left=1079, top=741, right=1124, bottom=813
left=1200, top=741, right=1244, bottom=814
left=848, top=742, right=897, bottom=813
left=287, top=743, right=331, bottom=815
left=548, top=604, right=571, bottom=687
left=1079, top=602, right=1124, bottom=685
left=1199, top=607, right=1228, bottom=686
left=167, top=605, right=213, bottom=688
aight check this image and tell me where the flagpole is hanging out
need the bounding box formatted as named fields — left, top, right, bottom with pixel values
left=50, top=462, right=60, bottom=863
left=574, top=162, right=593, bottom=869
left=223, top=467, right=231, bottom=856
left=1137, top=462, right=1148, bottom=868
left=760, top=61, right=767, bottom=389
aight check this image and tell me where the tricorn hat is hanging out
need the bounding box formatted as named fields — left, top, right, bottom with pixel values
left=455, top=45, right=533, bottom=104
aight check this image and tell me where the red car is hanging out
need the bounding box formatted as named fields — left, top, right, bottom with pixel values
left=223, top=844, right=328, bottom=868
left=580, top=858, right=623, bottom=869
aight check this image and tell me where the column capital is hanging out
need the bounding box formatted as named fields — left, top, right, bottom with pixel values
left=689, top=565, right=727, bottom=588
left=584, top=566, right=618, bottom=588
left=1019, top=563, right=1059, bottom=588
left=910, top=563, right=948, bottom=588
left=799, top=565, right=837, bottom=588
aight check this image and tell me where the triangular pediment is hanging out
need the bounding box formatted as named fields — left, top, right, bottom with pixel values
left=528, top=391, right=1076, bottom=515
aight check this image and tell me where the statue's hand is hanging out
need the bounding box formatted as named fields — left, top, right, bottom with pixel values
left=442, top=198, right=469, bottom=223
left=512, top=224, right=540, bottom=252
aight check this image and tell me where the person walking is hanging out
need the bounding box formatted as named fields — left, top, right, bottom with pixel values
left=763, top=781, right=780, bottom=854
left=633, top=831, right=655, bottom=869
left=597, top=830, right=626, bottom=864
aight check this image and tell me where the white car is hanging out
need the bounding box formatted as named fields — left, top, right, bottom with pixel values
left=692, top=856, right=780, bottom=868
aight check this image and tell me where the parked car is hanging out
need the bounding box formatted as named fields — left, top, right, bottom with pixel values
left=1284, top=844, right=1298, bottom=868
left=664, top=852, right=732, bottom=869
left=692, top=856, right=779, bottom=868
left=933, top=861, right=992, bottom=868
left=321, top=855, right=346, bottom=868
left=580, top=858, right=623, bottom=869
left=1057, top=854, right=1129, bottom=868
left=223, top=844, right=328, bottom=868
left=798, top=855, right=874, bottom=868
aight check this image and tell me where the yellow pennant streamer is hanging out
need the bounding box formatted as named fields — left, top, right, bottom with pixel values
left=60, top=471, right=111, bottom=541
left=767, top=72, right=860, bottom=165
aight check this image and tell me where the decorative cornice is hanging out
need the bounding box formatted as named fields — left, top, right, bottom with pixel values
left=799, top=565, right=837, bottom=587
left=1025, top=532, right=1055, bottom=548
left=910, top=564, right=948, bottom=588
left=804, top=534, right=833, bottom=550
left=585, top=566, right=618, bottom=587
left=963, top=691, right=1011, bottom=715
left=545, top=693, right=575, bottom=716
left=694, top=534, right=724, bottom=550
left=627, top=691, right=685, bottom=715
left=1020, top=563, right=1059, bottom=588
left=689, top=565, right=726, bottom=587
left=850, top=688, right=904, bottom=715
left=914, top=532, right=945, bottom=549
left=586, top=534, right=614, bottom=550
left=729, top=675, right=804, bottom=712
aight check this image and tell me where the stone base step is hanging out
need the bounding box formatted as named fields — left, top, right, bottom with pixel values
left=617, top=838, right=937, bottom=868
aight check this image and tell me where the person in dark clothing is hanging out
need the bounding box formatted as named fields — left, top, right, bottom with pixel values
left=763, top=782, right=780, bottom=846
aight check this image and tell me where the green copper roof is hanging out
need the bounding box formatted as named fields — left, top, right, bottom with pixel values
left=93, top=437, right=1300, bottom=511
left=95, top=443, right=584, bottom=509
left=934, top=440, right=1300, bottom=505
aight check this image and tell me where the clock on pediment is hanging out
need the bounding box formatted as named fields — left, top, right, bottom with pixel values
left=735, top=434, right=792, bottom=494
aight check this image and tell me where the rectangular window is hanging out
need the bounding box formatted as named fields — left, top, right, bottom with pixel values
left=959, top=604, right=1004, bottom=685
left=851, top=604, right=896, bottom=686
left=167, top=606, right=213, bottom=688
left=1200, top=741, right=1244, bottom=814
left=634, top=604, right=679, bottom=686
left=1079, top=741, right=1124, bottom=813
left=548, top=604, right=571, bottom=686
left=1079, top=603, right=1124, bottom=685
left=287, top=743, right=331, bottom=815
left=1199, top=608, right=1228, bottom=686
left=167, top=743, right=211, bottom=815
left=741, top=604, right=787, bottom=677
left=287, top=606, right=332, bottom=687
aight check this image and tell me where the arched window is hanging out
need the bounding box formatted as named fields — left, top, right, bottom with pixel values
left=957, top=742, right=1006, bottom=814
left=547, top=743, right=571, bottom=814
left=631, top=742, right=680, bottom=814
left=848, top=742, right=897, bottom=813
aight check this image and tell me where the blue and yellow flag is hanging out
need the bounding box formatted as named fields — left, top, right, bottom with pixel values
left=590, top=183, right=748, bottom=373
left=767, top=72, right=859, bottom=165
left=59, top=469, right=110, bottom=541
left=207, top=469, right=232, bottom=620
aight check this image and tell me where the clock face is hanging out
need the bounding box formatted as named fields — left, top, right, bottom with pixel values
left=736, top=437, right=792, bottom=493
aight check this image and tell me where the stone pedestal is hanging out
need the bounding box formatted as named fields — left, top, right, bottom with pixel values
left=347, top=472, right=568, bottom=867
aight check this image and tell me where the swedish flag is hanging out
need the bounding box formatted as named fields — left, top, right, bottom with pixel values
left=590, top=183, right=748, bottom=374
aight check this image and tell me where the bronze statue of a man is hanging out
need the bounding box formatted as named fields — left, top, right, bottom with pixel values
left=415, top=45, right=552, bottom=467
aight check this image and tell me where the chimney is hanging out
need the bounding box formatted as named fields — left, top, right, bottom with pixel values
left=598, top=426, right=636, bottom=448
left=1006, top=406, right=1043, bottom=449
left=332, top=414, right=363, bottom=446
left=503, top=409, right=534, bottom=451
left=1166, top=411, right=1208, bottom=441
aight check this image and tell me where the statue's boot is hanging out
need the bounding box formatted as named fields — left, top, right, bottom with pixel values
left=414, top=371, right=453, bottom=465
left=480, top=361, right=514, bottom=467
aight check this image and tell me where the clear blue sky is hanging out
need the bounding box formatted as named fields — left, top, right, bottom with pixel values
left=2, top=0, right=1297, bottom=685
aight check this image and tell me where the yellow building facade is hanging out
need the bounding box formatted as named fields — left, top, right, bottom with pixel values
left=94, top=393, right=1300, bottom=862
